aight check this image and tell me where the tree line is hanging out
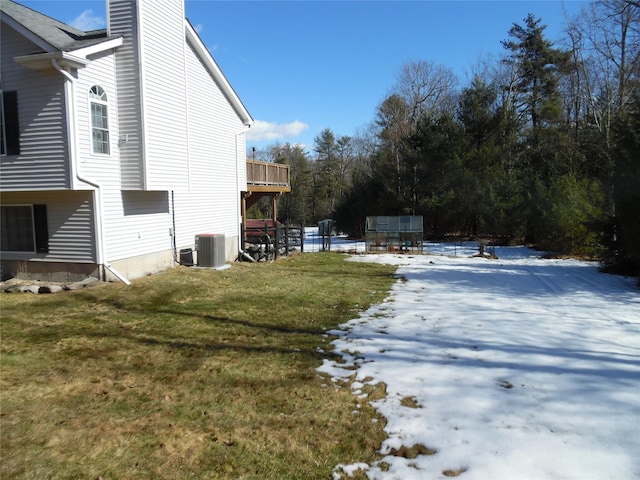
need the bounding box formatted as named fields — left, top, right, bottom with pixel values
left=251, top=0, right=639, bottom=276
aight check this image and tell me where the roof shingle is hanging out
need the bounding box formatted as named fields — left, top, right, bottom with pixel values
left=0, top=0, right=110, bottom=52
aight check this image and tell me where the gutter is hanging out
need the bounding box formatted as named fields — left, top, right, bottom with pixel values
left=51, top=58, right=131, bottom=286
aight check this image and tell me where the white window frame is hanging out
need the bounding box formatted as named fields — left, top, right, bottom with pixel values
left=89, top=85, right=110, bottom=155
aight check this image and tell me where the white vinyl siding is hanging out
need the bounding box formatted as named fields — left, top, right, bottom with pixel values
left=75, top=53, right=120, bottom=199
left=108, top=0, right=190, bottom=192
left=137, top=0, right=189, bottom=191
left=0, top=191, right=96, bottom=262
left=172, top=37, right=248, bottom=249
left=103, top=191, right=172, bottom=261
left=73, top=52, right=165, bottom=263
left=109, top=0, right=145, bottom=189
left=74, top=49, right=173, bottom=264
left=0, top=25, right=70, bottom=190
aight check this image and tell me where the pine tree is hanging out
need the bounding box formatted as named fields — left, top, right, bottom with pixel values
left=502, top=14, right=571, bottom=130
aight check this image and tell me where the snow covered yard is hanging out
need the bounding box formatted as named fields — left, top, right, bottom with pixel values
left=319, top=245, right=640, bottom=480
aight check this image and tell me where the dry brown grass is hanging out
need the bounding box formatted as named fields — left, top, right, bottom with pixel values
left=400, top=396, right=421, bottom=408
left=443, top=467, right=469, bottom=477
left=1, top=253, right=396, bottom=479
left=389, top=444, right=438, bottom=459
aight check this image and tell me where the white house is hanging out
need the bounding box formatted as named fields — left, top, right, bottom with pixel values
left=1, top=0, right=286, bottom=283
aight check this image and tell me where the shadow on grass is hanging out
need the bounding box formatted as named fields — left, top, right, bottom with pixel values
left=6, top=301, right=344, bottom=365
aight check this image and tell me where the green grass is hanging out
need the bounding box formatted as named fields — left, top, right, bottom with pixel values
left=0, top=253, right=396, bottom=479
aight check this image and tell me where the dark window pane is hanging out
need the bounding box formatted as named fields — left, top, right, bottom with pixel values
left=33, top=204, right=49, bottom=253
left=1, top=91, right=20, bottom=156
left=1, top=205, right=34, bottom=251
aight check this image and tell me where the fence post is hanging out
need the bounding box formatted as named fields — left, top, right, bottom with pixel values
left=283, top=223, right=287, bottom=256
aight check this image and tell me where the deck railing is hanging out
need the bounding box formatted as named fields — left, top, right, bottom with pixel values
left=246, top=160, right=290, bottom=187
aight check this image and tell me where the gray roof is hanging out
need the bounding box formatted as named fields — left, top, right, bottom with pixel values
left=0, top=0, right=112, bottom=52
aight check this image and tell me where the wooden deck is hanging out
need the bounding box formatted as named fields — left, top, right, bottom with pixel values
left=241, top=160, right=292, bottom=253
left=246, top=160, right=291, bottom=193
left=243, top=159, right=291, bottom=212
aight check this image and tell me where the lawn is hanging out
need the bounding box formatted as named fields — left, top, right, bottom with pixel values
left=0, top=253, right=396, bottom=479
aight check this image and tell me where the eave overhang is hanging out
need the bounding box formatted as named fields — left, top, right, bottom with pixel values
left=13, top=36, right=123, bottom=70
left=14, top=51, right=89, bottom=70
left=71, top=36, right=124, bottom=58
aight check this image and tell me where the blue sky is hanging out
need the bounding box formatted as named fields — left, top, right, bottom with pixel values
left=21, top=0, right=588, bottom=152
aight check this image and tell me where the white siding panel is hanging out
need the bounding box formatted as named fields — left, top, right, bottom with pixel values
left=172, top=40, right=248, bottom=255
left=109, top=0, right=144, bottom=190
left=138, top=0, right=189, bottom=191
left=0, top=25, right=70, bottom=190
left=103, top=191, right=173, bottom=261
left=49, top=196, right=95, bottom=261
left=0, top=191, right=95, bottom=262
left=73, top=52, right=134, bottom=264
left=237, top=131, right=248, bottom=187
left=76, top=52, right=120, bottom=183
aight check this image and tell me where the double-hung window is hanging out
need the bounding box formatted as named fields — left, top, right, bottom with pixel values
left=89, top=85, right=109, bottom=155
left=0, top=205, right=49, bottom=253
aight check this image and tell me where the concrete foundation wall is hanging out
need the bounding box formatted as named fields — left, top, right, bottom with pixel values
left=2, top=235, right=239, bottom=284
left=1, top=260, right=99, bottom=283
left=106, top=249, right=175, bottom=282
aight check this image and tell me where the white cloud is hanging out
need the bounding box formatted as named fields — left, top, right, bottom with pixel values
left=70, top=9, right=105, bottom=31
left=246, top=120, right=309, bottom=142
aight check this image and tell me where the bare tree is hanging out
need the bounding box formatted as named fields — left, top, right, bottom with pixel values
left=375, top=94, right=412, bottom=197
left=350, top=124, right=379, bottom=176
left=393, top=60, right=459, bottom=126
left=581, top=0, right=640, bottom=120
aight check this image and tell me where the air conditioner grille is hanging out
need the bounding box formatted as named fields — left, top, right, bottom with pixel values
left=196, top=234, right=225, bottom=268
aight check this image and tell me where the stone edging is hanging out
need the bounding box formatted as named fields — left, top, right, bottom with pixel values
left=1, top=277, right=101, bottom=294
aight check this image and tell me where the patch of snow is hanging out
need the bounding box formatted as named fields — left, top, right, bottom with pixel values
left=318, top=243, right=640, bottom=479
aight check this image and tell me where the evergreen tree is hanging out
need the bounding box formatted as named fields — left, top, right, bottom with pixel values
left=405, top=112, right=465, bottom=235
left=608, top=88, right=640, bottom=273
left=270, top=143, right=313, bottom=225
left=303, top=6, right=637, bottom=274
left=457, top=78, right=510, bottom=236
left=502, top=14, right=571, bottom=130
left=502, top=14, right=588, bottom=248
left=312, top=129, right=337, bottom=222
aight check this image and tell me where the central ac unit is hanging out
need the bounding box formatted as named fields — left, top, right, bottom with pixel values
left=196, top=234, right=225, bottom=268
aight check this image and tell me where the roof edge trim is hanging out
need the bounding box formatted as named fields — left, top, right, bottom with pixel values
left=71, top=36, right=123, bottom=57
left=14, top=51, right=89, bottom=70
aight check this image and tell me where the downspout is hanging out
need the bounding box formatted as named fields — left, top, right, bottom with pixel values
left=52, top=58, right=131, bottom=285
left=236, top=127, right=249, bottom=261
